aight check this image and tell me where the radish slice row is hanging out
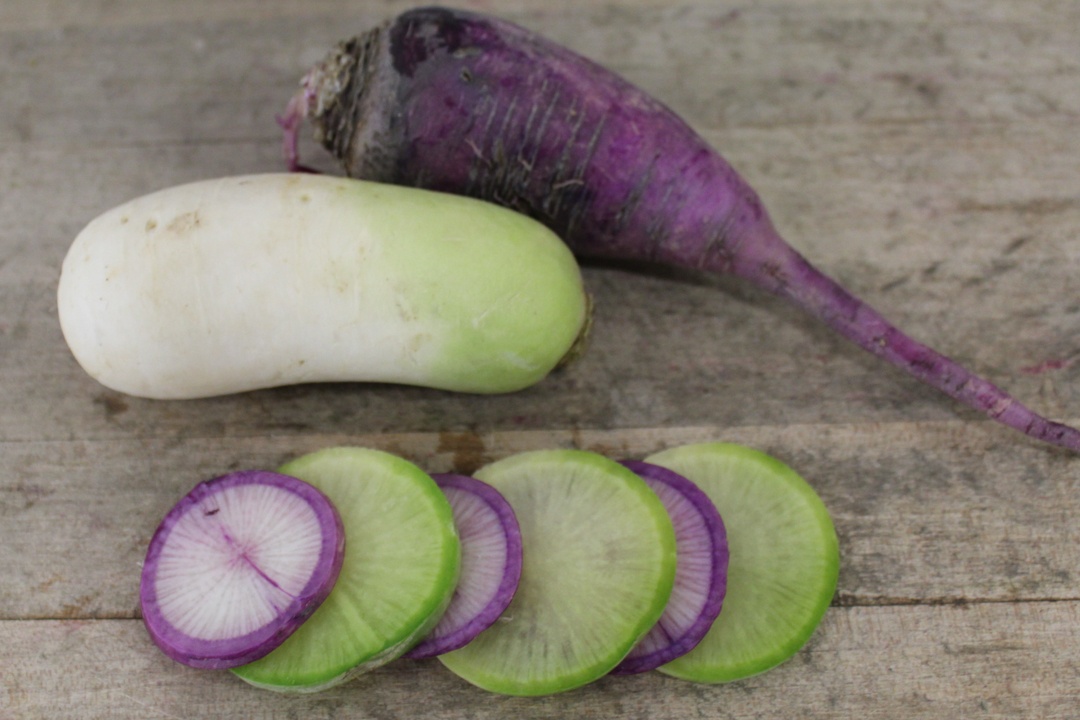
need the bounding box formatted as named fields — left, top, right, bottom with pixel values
left=405, top=473, right=523, bottom=659
left=139, top=442, right=835, bottom=695
left=613, top=461, right=729, bottom=675
left=139, top=470, right=345, bottom=669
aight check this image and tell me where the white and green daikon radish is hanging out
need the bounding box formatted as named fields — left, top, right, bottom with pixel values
left=57, top=174, right=589, bottom=399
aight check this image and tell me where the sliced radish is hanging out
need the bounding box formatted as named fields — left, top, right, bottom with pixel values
left=611, top=461, right=728, bottom=675
left=139, top=470, right=345, bottom=670
left=646, top=443, right=839, bottom=683
left=404, top=473, right=522, bottom=659
left=439, top=450, right=677, bottom=696
left=232, top=447, right=461, bottom=692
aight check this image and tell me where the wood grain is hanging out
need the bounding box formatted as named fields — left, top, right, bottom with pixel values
left=5, top=603, right=1080, bottom=720
left=2, top=0, right=1079, bottom=717
left=4, top=420, right=1079, bottom=618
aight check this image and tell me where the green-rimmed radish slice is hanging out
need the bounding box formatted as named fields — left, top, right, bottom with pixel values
left=438, top=450, right=677, bottom=696
left=645, top=443, right=839, bottom=683
left=232, top=447, right=460, bottom=692
left=404, top=473, right=522, bottom=659
left=139, top=470, right=345, bottom=669
left=612, top=461, right=728, bottom=675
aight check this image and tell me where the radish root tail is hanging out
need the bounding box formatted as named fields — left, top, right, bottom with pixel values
left=770, top=245, right=1080, bottom=452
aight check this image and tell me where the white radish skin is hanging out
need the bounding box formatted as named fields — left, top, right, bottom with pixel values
left=57, top=174, right=588, bottom=399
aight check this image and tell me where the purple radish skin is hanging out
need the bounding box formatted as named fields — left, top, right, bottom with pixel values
left=613, top=461, right=728, bottom=675
left=140, top=470, right=345, bottom=670
left=405, top=473, right=522, bottom=659
left=283, top=6, right=1080, bottom=453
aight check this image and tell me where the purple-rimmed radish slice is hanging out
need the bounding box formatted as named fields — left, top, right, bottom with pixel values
left=405, top=474, right=522, bottom=659
left=139, top=470, right=345, bottom=670
left=612, top=461, right=729, bottom=675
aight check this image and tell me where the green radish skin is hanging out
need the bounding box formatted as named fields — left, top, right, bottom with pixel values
left=645, top=443, right=839, bottom=683
left=57, top=173, right=588, bottom=400
left=232, top=447, right=460, bottom=692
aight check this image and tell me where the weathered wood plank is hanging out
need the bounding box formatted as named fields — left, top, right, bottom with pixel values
left=3, top=2, right=1080, bottom=150
left=3, top=421, right=1078, bottom=619
left=0, top=0, right=689, bottom=32
left=4, top=602, right=1079, bottom=720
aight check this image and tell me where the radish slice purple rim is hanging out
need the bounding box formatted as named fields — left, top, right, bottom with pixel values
left=612, top=461, right=729, bottom=675
left=139, top=470, right=345, bottom=669
left=405, top=473, right=522, bottom=659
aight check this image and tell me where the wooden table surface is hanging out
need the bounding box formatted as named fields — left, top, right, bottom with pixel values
left=3, top=1, right=1079, bottom=717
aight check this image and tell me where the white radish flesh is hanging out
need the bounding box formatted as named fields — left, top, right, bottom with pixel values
left=57, top=174, right=588, bottom=399
left=139, top=470, right=345, bottom=669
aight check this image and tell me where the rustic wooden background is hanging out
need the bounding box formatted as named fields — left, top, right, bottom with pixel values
left=3, top=0, right=1079, bottom=717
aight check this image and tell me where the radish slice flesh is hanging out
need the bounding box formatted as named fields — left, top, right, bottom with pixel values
left=647, top=443, right=839, bottom=683
left=438, top=450, right=677, bottom=696
left=612, top=461, right=729, bottom=675
left=139, top=470, right=345, bottom=669
left=233, top=447, right=460, bottom=691
left=405, top=473, right=522, bottom=659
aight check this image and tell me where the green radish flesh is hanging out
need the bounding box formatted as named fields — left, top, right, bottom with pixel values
left=232, top=447, right=460, bottom=692
left=438, top=450, right=677, bottom=696
left=645, top=443, right=839, bottom=683
left=57, top=173, right=588, bottom=399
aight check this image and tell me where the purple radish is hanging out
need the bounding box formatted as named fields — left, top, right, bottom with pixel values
left=282, top=6, right=1080, bottom=453
left=139, top=470, right=345, bottom=670
left=405, top=473, right=522, bottom=659
left=613, top=461, right=728, bottom=675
